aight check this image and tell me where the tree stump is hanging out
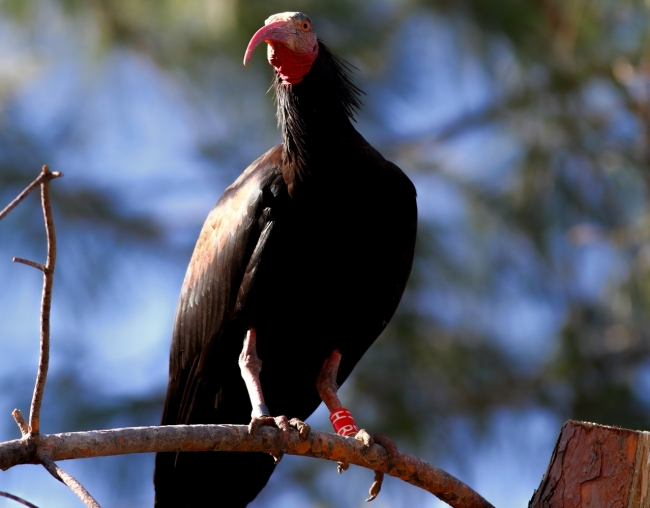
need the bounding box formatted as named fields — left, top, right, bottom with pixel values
left=529, top=420, right=650, bottom=507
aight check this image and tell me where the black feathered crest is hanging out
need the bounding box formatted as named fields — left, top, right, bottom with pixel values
left=274, top=41, right=364, bottom=184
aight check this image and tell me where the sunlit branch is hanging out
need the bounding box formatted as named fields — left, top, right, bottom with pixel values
left=0, top=167, right=100, bottom=508
left=38, top=450, right=100, bottom=508
left=11, top=409, right=28, bottom=436
left=12, top=257, right=46, bottom=272
left=27, top=165, right=59, bottom=436
left=0, top=425, right=493, bottom=508
left=0, top=166, right=62, bottom=222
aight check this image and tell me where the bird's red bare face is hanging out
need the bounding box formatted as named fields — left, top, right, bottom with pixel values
left=244, top=12, right=319, bottom=85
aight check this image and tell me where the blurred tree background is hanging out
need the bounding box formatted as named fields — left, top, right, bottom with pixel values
left=1, top=0, right=649, bottom=506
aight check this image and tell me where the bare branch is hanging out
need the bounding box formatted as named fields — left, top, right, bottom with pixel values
left=28, top=166, right=59, bottom=436
left=0, top=166, right=62, bottom=435
left=11, top=409, right=28, bottom=436
left=12, top=257, right=46, bottom=272
left=0, top=166, right=62, bottom=222
left=38, top=450, right=100, bottom=508
left=0, top=491, right=39, bottom=508
left=0, top=425, right=493, bottom=508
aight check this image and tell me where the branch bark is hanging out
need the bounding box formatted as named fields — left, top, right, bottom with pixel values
left=529, top=420, right=650, bottom=507
left=0, top=424, right=493, bottom=508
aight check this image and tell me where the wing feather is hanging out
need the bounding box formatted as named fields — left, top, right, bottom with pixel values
left=160, top=146, right=284, bottom=426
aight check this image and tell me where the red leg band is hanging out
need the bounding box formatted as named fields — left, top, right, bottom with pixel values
left=330, top=408, right=359, bottom=437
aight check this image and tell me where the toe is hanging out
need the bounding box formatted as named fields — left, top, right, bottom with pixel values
left=289, top=418, right=311, bottom=440
left=248, top=415, right=275, bottom=435
left=354, top=428, right=374, bottom=452
left=373, top=433, right=398, bottom=460
left=366, top=471, right=384, bottom=502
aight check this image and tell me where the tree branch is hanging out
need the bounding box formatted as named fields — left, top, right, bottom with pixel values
left=0, top=166, right=62, bottom=436
left=28, top=165, right=58, bottom=436
left=0, top=167, right=95, bottom=508
left=12, top=257, right=46, bottom=272
left=0, top=166, right=62, bottom=222
left=0, top=424, right=494, bottom=508
left=38, top=450, right=100, bottom=508
left=0, top=491, right=39, bottom=508
left=12, top=409, right=29, bottom=436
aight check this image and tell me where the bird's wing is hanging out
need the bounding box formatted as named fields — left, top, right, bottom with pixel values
left=161, top=145, right=285, bottom=427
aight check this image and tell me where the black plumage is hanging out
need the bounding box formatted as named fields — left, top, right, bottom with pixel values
left=154, top=31, right=417, bottom=507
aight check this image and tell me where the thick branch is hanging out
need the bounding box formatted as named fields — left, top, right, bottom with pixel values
left=0, top=425, right=493, bottom=508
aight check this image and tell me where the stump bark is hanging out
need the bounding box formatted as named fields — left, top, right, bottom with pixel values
left=529, top=420, right=650, bottom=507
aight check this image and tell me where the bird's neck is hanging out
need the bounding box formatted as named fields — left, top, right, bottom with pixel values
left=274, top=42, right=363, bottom=195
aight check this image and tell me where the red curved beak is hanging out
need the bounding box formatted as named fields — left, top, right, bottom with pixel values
left=243, top=20, right=294, bottom=66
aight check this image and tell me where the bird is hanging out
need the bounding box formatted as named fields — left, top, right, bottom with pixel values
left=153, top=11, right=417, bottom=507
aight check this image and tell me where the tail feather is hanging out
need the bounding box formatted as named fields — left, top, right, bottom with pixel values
left=154, top=449, right=275, bottom=507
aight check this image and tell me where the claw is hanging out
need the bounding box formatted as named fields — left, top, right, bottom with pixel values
left=354, top=428, right=374, bottom=453
left=248, top=414, right=291, bottom=464
left=366, top=471, right=384, bottom=502
left=337, top=460, right=350, bottom=474
left=373, top=433, right=398, bottom=462
left=289, top=417, right=311, bottom=440
left=365, top=434, right=398, bottom=502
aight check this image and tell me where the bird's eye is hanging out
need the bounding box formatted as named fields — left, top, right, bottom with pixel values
left=302, top=22, right=310, bottom=31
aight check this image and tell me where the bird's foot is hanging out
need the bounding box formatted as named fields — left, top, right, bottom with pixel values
left=366, top=471, right=384, bottom=502
left=249, top=415, right=310, bottom=464
left=289, top=417, right=311, bottom=440
left=333, top=428, right=372, bottom=478
left=365, top=434, right=398, bottom=502
left=372, top=433, right=398, bottom=461
left=353, top=428, right=374, bottom=453
left=249, top=414, right=289, bottom=464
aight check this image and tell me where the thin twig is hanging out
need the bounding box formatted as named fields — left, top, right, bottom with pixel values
left=1, top=166, right=103, bottom=507
left=28, top=166, right=59, bottom=436
left=12, top=257, right=46, bottom=272
left=0, top=491, right=39, bottom=508
left=0, top=425, right=493, bottom=508
left=38, top=450, right=100, bottom=508
left=11, top=409, right=28, bottom=436
left=0, top=166, right=62, bottom=222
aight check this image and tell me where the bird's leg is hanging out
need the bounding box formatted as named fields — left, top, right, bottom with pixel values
left=317, top=350, right=363, bottom=473
left=239, top=328, right=267, bottom=417
left=239, top=328, right=310, bottom=463
left=317, top=349, right=397, bottom=502
left=316, top=350, right=362, bottom=439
